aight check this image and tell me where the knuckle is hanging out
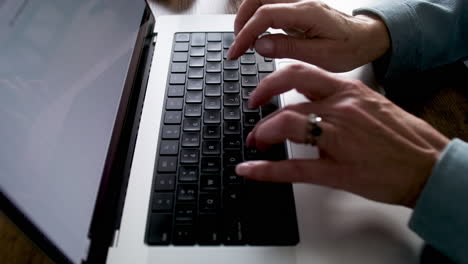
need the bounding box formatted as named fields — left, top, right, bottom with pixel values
left=278, top=110, right=298, bottom=125
left=256, top=5, right=274, bottom=18
left=285, top=63, right=309, bottom=75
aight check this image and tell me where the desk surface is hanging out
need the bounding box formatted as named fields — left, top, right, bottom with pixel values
left=1, top=0, right=468, bottom=263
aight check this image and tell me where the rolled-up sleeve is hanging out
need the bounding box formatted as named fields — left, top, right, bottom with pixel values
left=409, top=139, right=468, bottom=263
left=353, top=0, right=468, bottom=79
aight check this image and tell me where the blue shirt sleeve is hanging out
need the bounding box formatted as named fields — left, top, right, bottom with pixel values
left=353, top=0, right=468, bottom=79
left=408, top=139, right=468, bottom=263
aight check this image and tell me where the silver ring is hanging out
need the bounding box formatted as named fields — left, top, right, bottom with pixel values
left=305, top=113, right=322, bottom=146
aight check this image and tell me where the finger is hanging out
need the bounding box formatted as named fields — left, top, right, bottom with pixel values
left=254, top=34, right=328, bottom=63
left=246, top=102, right=321, bottom=147
left=229, top=3, right=307, bottom=59
left=234, top=0, right=299, bottom=36
left=251, top=109, right=332, bottom=150
left=235, top=159, right=343, bottom=187
left=248, top=63, right=346, bottom=108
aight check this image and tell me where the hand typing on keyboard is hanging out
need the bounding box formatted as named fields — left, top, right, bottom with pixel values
left=235, top=62, right=449, bottom=208
left=227, top=0, right=390, bottom=72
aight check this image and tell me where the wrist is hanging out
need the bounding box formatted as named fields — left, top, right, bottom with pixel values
left=353, top=14, right=391, bottom=64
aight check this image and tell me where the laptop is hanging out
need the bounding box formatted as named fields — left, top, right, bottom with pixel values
left=0, top=0, right=422, bottom=263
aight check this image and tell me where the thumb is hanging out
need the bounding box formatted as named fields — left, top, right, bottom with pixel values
left=235, top=159, right=343, bottom=189
left=255, top=34, right=319, bottom=62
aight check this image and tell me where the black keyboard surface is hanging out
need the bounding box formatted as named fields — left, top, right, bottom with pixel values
left=145, top=32, right=299, bottom=246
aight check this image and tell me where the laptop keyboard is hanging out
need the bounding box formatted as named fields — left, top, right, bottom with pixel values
left=145, top=32, right=299, bottom=246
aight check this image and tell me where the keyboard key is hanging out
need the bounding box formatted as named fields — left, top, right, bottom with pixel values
left=186, top=79, right=203, bottom=90
left=205, top=84, right=221, bottom=97
left=241, top=75, right=258, bottom=87
left=154, top=174, right=176, bottom=191
left=164, top=111, right=182, bottom=124
left=179, top=166, right=199, bottom=182
left=223, top=94, right=240, bottom=106
left=190, top=46, right=205, bottom=57
left=148, top=213, right=172, bottom=245
left=258, top=72, right=270, bottom=82
left=264, top=57, right=273, bottom=62
left=168, top=85, right=184, bottom=97
left=207, top=42, right=222, bottom=51
left=240, top=54, right=256, bottom=64
left=177, top=184, right=198, bottom=201
left=201, top=157, right=221, bottom=173
left=223, top=70, right=239, bottom=81
left=240, top=65, right=257, bottom=75
left=175, top=204, right=196, bottom=223
left=258, top=62, right=274, bottom=72
left=203, top=126, right=221, bottom=139
left=162, top=125, right=180, bottom=139
left=242, top=100, right=259, bottom=113
left=206, top=62, right=221, bottom=72
left=243, top=113, right=260, bottom=126
left=200, top=175, right=220, bottom=192
left=152, top=193, right=174, bottom=211
left=207, top=32, right=222, bottom=42
left=244, top=147, right=260, bottom=161
left=185, top=91, right=203, bottom=103
left=198, top=214, right=221, bottom=245
left=157, top=157, right=178, bottom=172
left=223, top=107, right=241, bottom=120
left=223, top=121, right=241, bottom=135
left=223, top=136, right=242, bottom=150
left=204, top=97, right=221, bottom=110
left=188, top=68, right=204, bottom=79
left=189, top=57, right=204, bottom=67
left=224, top=167, right=244, bottom=185
left=184, top=104, right=202, bottom=117
left=245, top=48, right=255, bottom=54
left=175, top=33, right=190, bottom=42
left=223, top=216, right=246, bottom=245
left=166, top=98, right=183, bottom=110
left=223, top=152, right=243, bottom=166
left=203, top=110, right=221, bottom=124
left=191, top=33, right=206, bottom=46
left=223, top=186, right=244, bottom=210
left=223, top=82, right=240, bottom=94
left=206, top=73, right=221, bottom=84
left=202, top=141, right=221, bottom=155
left=206, top=51, right=222, bottom=62
left=181, top=132, right=200, bottom=147
left=169, top=73, right=186, bottom=84
left=199, top=192, right=219, bottom=210
left=159, top=140, right=179, bottom=155
left=174, top=42, right=189, bottom=52
left=173, top=52, right=188, bottom=62
left=183, top=118, right=201, bottom=131
left=223, top=32, right=235, bottom=48
left=173, top=225, right=196, bottom=245
left=242, top=88, right=254, bottom=100
left=171, top=62, right=187, bottom=73
left=224, top=59, right=239, bottom=70
left=180, top=149, right=199, bottom=164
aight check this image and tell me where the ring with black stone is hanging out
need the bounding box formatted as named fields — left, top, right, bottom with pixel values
left=305, top=113, right=322, bottom=146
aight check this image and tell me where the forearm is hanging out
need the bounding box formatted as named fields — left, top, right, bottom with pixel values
left=409, top=139, right=468, bottom=264
left=354, top=0, right=468, bottom=79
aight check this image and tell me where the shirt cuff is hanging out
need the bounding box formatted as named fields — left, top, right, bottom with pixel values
left=409, top=139, right=468, bottom=264
left=353, top=1, right=422, bottom=79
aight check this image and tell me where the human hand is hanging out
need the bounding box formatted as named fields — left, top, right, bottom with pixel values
left=228, top=0, right=390, bottom=72
left=235, top=63, right=450, bottom=208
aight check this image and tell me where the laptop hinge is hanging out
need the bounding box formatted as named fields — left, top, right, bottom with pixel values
left=84, top=6, right=155, bottom=263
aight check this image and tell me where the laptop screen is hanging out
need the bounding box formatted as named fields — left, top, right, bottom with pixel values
left=0, top=0, right=146, bottom=262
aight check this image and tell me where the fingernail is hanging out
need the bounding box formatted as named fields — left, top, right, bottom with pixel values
left=236, top=161, right=266, bottom=176
left=246, top=132, right=255, bottom=147
left=255, top=38, right=274, bottom=55
left=227, top=41, right=236, bottom=60
left=247, top=98, right=256, bottom=109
